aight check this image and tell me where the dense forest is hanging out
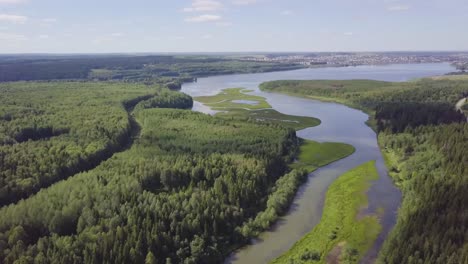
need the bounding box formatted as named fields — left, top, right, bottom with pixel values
left=0, top=82, right=160, bottom=206
left=375, top=102, right=465, bottom=133
left=0, top=83, right=194, bottom=207
left=260, top=78, right=468, bottom=263
left=378, top=123, right=467, bottom=263
left=0, top=55, right=303, bottom=83
left=0, top=83, right=310, bottom=263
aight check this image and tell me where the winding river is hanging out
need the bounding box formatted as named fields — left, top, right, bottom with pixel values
left=181, top=63, right=454, bottom=264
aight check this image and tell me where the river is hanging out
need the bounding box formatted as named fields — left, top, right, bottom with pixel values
left=181, top=63, right=454, bottom=264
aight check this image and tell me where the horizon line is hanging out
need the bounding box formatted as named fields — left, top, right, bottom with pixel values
left=1, top=50, right=468, bottom=56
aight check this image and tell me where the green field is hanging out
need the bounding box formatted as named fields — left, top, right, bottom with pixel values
left=272, top=161, right=381, bottom=264
left=195, top=88, right=321, bottom=130
left=291, top=140, right=356, bottom=172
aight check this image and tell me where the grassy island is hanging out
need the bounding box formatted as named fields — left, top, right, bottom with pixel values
left=291, top=140, right=355, bottom=172
left=195, top=88, right=321, bottom=130
left=272, top=161, right=381, bottom=264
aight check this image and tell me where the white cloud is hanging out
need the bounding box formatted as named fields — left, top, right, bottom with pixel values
left=387, top=5, right=410, bottom=11
left=93, top=33, right=125, bottom=44
left=168, top=35, right=185, bottom=40
left=38, top=34, right=49, bottom=39
left=262, top=33, right=273, bottom=39
left=42, top=18, right=58, bottom=23
left=232, top=0, right=257, bottom=5
left=183, top=0, right=223, bottom=12
left=0, top=32, right=27, bottom=41
left=110, top=32, right=124, bottom=37
left=344, top=32, right=353, bottom=36
left=0, top=14, right=28, bottom=24
left=185, top=14, right=222, bottom=22
left=0, top=0, right=26, bottom=4
left=216, top=21, right=232, bottom=27
left=281, top=10, right=293, bottom=16
left=201, top=34, right=213, bottom=39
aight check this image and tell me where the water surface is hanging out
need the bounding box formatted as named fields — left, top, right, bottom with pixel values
left=182, top=63, right=453, bottom=263
left=231, top=99, right=260, bottom=105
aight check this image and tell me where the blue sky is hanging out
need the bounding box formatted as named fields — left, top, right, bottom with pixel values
left=0, top=0, right=467, bottom=53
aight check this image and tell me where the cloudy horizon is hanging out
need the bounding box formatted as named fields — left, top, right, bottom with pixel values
left=1, top=0, right=468, bottom=53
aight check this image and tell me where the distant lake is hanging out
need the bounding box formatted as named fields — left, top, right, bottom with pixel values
left=183, top=63, right=455, bottom=97
left=182, top=63, right=454, bottom=264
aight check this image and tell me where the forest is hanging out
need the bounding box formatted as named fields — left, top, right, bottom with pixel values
left=0, top=55, right=303, bottom=83
left=0, top=82, right=158, bottom=206
left=260, top=78, right=468, bottom=263
left=378, top=122, right=467, bottom=263
left=0, top=82, right=313, bottom=264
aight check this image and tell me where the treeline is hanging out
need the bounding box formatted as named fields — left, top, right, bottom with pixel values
left=0, top=55, right=303, bottom=83
left=0, top=55, right=213, bottom=82
left=260, top=79, right=392, bottom=103
left=260, top=79, right=468, bottom=110
left=0, top=101, right=305, bottom=263
left=135, top=90, right=193, bottom=111
left=375, top=102, right=465, bottom=132
left=260, top=78, right=468, bottom=263
left=0, top=82, right=158, bottom=206
left=378, top=123, right=468, bottom=264
left=354, top=79, right=468, bottom=110
left=239, top=169, right=308, bottom=238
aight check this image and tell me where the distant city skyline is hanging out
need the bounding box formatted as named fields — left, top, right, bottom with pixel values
left=1, top=0, right=468, bottom=53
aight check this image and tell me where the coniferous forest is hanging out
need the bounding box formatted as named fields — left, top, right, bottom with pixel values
left=0, top=80, right=308, bottom=263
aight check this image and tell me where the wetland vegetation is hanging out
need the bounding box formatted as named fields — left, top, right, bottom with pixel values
left=195, top=88, right=321, bottom=130
left=290, top=140, right=355, bottom=172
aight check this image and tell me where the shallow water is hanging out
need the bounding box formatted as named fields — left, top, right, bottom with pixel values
left=181, top=63, right=453, bottom=264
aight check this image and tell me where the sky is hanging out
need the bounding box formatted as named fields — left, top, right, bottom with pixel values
left=0, top=0, right=468, bottom=53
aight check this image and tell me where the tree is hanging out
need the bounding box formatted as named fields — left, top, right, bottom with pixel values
left=456, top=64, right=467, bottom=72
left=8, top=226, right=26, bottom=246
left=145, top=252, right=156, bottom=264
